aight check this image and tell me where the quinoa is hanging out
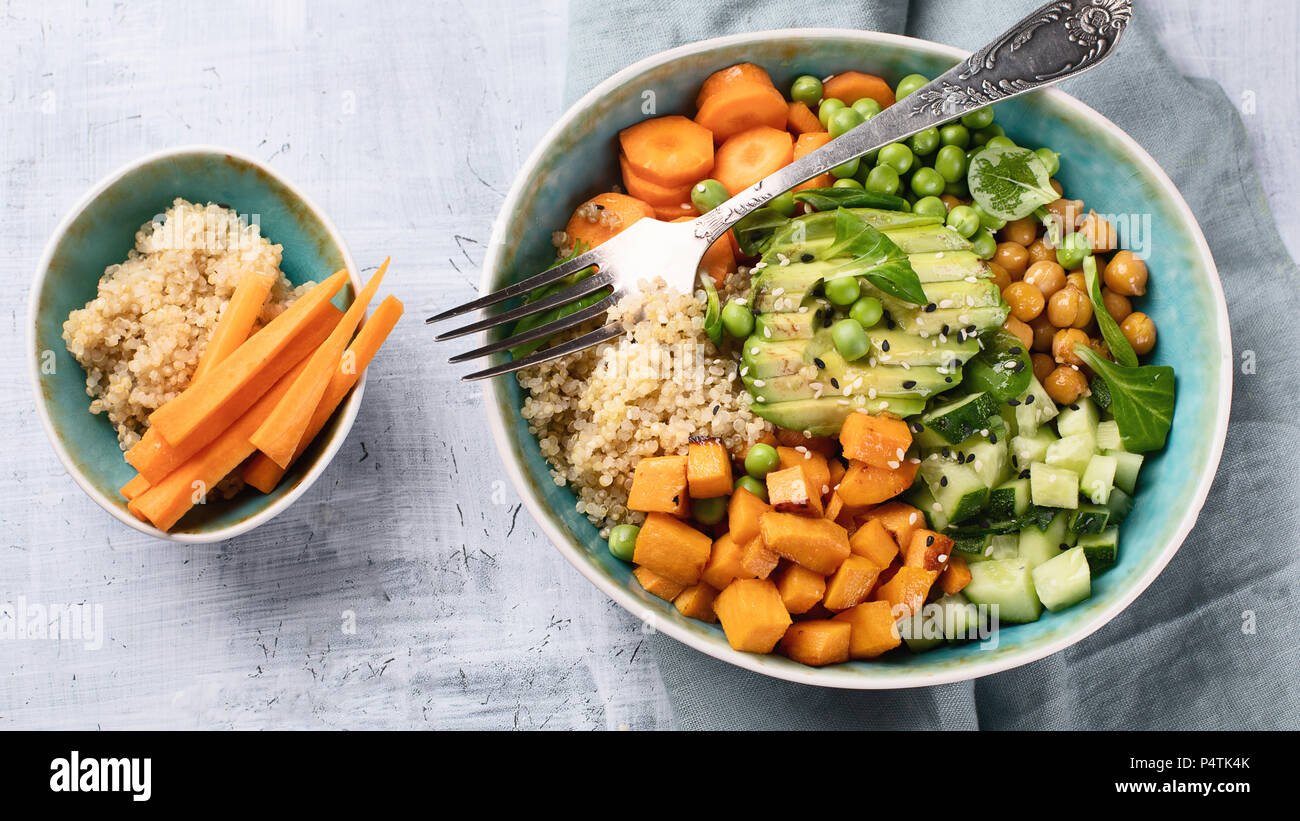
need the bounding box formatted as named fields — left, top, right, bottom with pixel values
left=61, top=198, right=306, bottom=450
left=517, top=277, right=770, bottom=534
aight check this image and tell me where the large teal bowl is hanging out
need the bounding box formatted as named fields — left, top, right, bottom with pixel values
left=481, top=31, right=1231, bottom=688
left=29, top=146, right=364, bottom=543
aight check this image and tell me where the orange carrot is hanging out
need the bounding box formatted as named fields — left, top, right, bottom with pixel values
left=190, top=271, right=274, bottom=385
left=120, top=473, right=151, bottom=501
left=654, top=201, right=697, bottom=221
left=794, top=132, right=834, bottom=191
left=147, top=269, right=349, bottom=448
left=564, top=192, right=655, bottom=249
left=712, top=125, right=794, bottom=196
left=694, top=81, right=788, bottom=144
left=124, top=301, right=343, bottom=484
left=786, top=101, right=825, bottom=135
left=822, top=71, right=896, bottom=109
left=671, top=216, right=733, bottom=287
left=249, top=260, right=389, bottom=468
left=618, top=115, right=715, bottom=187
left=695, top=62, right=774, bottom=109
left=619, top=154, right=694, bottom=206
left=243, top=295, right=404, bottom=492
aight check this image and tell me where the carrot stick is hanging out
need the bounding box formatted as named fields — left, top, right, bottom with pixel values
left=249, top=259, right=389, bottom=468
left=120, top=473, right=151, bottom=501
left=243, top=295, right=404, bottom=492
left=694, top=81, right=788, bottom=144
left=148, top=269, right=349, bottom=448
left=190, top=271, right=275, bottom=385
left=712, top=125, right=794, bottom=196
left=618, top=115, right=716, bottom=187
left=124, top=301, right=343, bottom=484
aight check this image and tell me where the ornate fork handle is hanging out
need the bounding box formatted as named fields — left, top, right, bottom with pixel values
left=692, top=0, right=1132, bottom=244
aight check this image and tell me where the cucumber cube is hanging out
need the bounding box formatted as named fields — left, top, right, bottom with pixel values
left=1105, top=487, right=1133, bottom=525
left=953, top=534, right=992, bottom=562
left=1106, top=450, right=1144, bottom=495
left=1045, top=432, right=1097, bottom=475
left=921, top=392, right=1000, bottom=445
left=935, top=593, right=982, bottom=640
left=1013, top=377, right=1059, bottom=436
left=1032, top=547, right=1092, bottom=611
left=987, top=478, right=1032, bottom=520
left=962, top=436, right=1009, bottom=488
left=1076, top=526, right=1120, bottom=575
left=1067, top=503, right=1111, bottom=534
left=1030, top=463, right=1080, bottom=509
left=1056, top=398, right=1100, bottom=438
left=988, top=534, right=1020, bottom=560
left=919, top=458, right=988, bottom=524
left=1018, top=511, right=1069, bottom=569
left=964, top=558, right=1042, bottom=623
left=909, top=484, right=951, bottom=530
left=1096, top=419, right=1123, bottom=451
left=1010, top=427, right=1057, bottom=468
left=1080, top=453, right=1118, bottom=504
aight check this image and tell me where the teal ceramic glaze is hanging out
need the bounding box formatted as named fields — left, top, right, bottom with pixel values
left=30, top=147, right=363, bottom=543
left=482, top=32, right=1231, bottom=687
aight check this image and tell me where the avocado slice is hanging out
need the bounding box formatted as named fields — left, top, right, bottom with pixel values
left=753, top=396, right=927, bottom=436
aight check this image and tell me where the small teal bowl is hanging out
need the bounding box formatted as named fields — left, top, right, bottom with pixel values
left=481, top=31, right=1232, bottom=688
left=29, top=146, right=365, bottom=543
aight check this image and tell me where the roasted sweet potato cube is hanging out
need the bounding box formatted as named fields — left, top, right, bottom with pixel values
left=839, top=411, right=913, bottom=468
left=777, top=447, right=831, bottom=496
left=849, top=518, right=900, bottom=568
left=873, top=565, right=939, bottom=620
left=702, top=532, right=756, bottom=590
left=774, top=563, right=826, bottom=614
left=939, top=554, right=972, bottom=594
left=837, top=459, right=920, bottom=507
left=904, top=528, right=954, bottom=572
left=728, top=487, right=771, bottom=545
left=632, top=512, right=713, bottom=585
left=627, top=455, right=689, bottom=515
left=687, top=437, right=733, bottom=498
left=780, top=620, right=851, bottom=666
left=823, top=555, right=882, bottom=611
left=633, top=566, right=687, bottom=602
left=827, top=458, right=846, bottom=496
left=739, top=535, right=780, bottom=579
left=674, top=582, right=720, bottom=622
left=758, top=511, right=851, bottom=574
left=833, top=600, right=903, bottom=658
left=775, top=429, right=838, bottom=457
left=713, top=579, right=792, bottom=653
left=766, top=465, right=824, bottom=517
left=861, top=501, right=925, bottom=552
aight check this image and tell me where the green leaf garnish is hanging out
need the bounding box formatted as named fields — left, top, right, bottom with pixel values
left=1073, top=345, right=1175, bottom=452
left=701, top=276, right=723, bottom=345
left=1082, top=255, right=1138, bottom=367
left=967, top=144, right=1058, bottom=221
left=824, top=207, right=928, bottom=305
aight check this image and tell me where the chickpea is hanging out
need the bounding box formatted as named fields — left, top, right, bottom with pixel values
left=1027, top=237, right=1055, bottom=263
left=1046, top=286, right=1086, bottom=327
left=1120, top=311, right=1157, bottom=355
left=1101, top=288, right=1132, bottom=322
left=1045, top=198, right=1084, bottom=231
left=1031, top=352, right=1056, bottom=383
left=1088, top=337, right=1112, bottom=361
left=987, top=261, right=1011, bottom=292
left=1000, top=217, right=1038, bottom=246
left=1003, top=281, right=1045, bottom=322
left=994, top=241, right=1030, bottom=279
left=1081, top=210, right=1118, bottom=253
left=1069, top=288, right=1094, bottom=329
left=1049, top=178, right=1063, bottom=196
left=1024, top=260, right=1066, bottom=298
left=1065, top=271, right=1087, bottom=292
left=940, top=194, right=964, bottom=212
left=1002, top=316, right=1033, bottom=350
left=1044, top=365, right=1089, bottom=405
left=1104, top=250, right=1148, bottom=296
left=1052, top=327, right=1090, bottom=366
left=1029, top=314, right=1056, bottom=352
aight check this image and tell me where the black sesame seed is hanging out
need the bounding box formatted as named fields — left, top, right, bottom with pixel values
left=941, top=447, right=951, bottom=458
left=1069, top=403, right=1080, bottom=411
left=1007, top=398, right=1021, bottom=406
left=1011, top=455, right=1020, bottom=467
left=924, top=303, right=937, bottom=313
left=1025, top=394, right=1035, bottom=404
left=911, top=422, right=923, bottom=433
left=902, top=380, right=916, bottom=389
left=830, top=378, right=840, bottom=389
left=926, top=535, right=935, bottom=547
left=1011, top=359, right=1026, bottom=371
left=712, top=405, right=720, bottom=415
left=801, top=253, right=814, bottom=263
left=1008, top=347, right=1022, bottom=355
left=813, top=357, right=826, bottom=369
left=989, top=432, right=998, bottom=444
left=941, top=324, right=950, bottom=336
left=887, top=319, right=896, bottom=329
left=881, top=339, right=890, bottom=352
left=1019, top=468, right=1031, bottom=479
left=1059, top=543, right=1070, bottom=551
left=945, top=376, right=953, bottom=383
left=939, top=476, right=948, bottom=487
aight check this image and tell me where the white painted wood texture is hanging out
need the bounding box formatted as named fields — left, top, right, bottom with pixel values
left=0, top=0, right=1294, bottom=729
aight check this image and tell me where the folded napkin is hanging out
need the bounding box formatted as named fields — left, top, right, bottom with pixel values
left=566, top=0, right=1300, bottom=729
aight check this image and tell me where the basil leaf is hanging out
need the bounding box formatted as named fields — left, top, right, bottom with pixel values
left=963, top=329, right=1032, bottom=401
left=968, top=144, right=1058, bottom=221
left=824, top=207, right=928, bottom=305
left=701, top=276, right=723, bottom=345
left=509, top=287, right=611, bottom=359
left=793, top=187, right=908, bottom=213
left=1082, top=255, right=1139, bottom=367
left=1074, top=344, right=1176, bottom=452
left=733, top=206, right=789, bottom=257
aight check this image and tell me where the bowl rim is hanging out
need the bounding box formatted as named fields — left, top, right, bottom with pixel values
left=28, top=144, right=366, bottom=545
left=482, top=29, right=1233, bottom=689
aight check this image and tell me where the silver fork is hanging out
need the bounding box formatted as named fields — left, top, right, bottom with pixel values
left=430, top=0, right=1132, bottom=380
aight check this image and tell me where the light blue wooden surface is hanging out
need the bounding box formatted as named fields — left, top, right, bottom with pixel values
left=0, top=0, right=1294, bottom=729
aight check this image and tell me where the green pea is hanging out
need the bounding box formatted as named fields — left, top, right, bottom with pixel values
left=1056, top=231, right=1092, bottom=269
left=895, top=73, right=928, bottom=99
left=864, top=164, right=900, bottom=195
left=607, top=524, right=639, bottom=562
left=690, top=179, right=729, bottom=214
left=946, top=204, right=980, bottom=238
left=971, top=228, right=997, bottom=260
left=734, top=475, right=768, bottom=502
left=934, top=144, right=968, bottom=183
left=944, top=178, right=970, bottom=198
left=1035, top=147, right=1060, bottom=176
left=972, top=202, right=1006, bottom=232
left=913, top=195, right=948, bottom=220
left=817, top=98, right=846, bottom=129
left=939, top=123, right=970, bottom=149
left=852, top=98, right=882, bottom=119
left=878, top=142, right=914, bottom=174
left=769, top=190, right=796, bottom=217
left=744, top=443, right=780, bottom=479
left=985, top=135, right=1017, bottom=151
left=849, top=296, right=883, bottom=328
left=721, top=300, right=754, bottom=338
left=790, top=75, right=824, bottom=107
left=961, top=106, right=994, bottom=130
left=910, top=166, right=945, bottom=197
left=972, top=123, right=1005, bottom=146
left=693, top=496, right=727, bottom=526
left=825, top=275, right=861, bottom=306
left=828, top=107, right=865, bottom=138
left=908, top=127, right=940, bottom=156
left=830, top=157, right=860, bottom=179
left=833, top=177, right=863, bottom=189
left=832, top=318, right=872, bottom=362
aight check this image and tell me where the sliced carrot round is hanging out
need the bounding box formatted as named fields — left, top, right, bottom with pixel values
left=695, top=82, right=788, bottom=144
left=793, top=131, right=834, bottom=191
left=786, top=101, right=825, bottom=135
left=822, top=71, right=896, bottom=109
left=672, top=217, right=735, bottom=287
left=565, top=193, right=655, bottom=249
left=713, top=126, right=794, bottom=196
left=695, top=62, right=774, bottom=109
left=618, top=115, right=715, bottom=188
left=619, top=154, right=695, bottom=206
left=655, top=201, right=698, bottom=221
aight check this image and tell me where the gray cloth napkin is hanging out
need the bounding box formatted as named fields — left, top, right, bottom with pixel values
left=566, top=0, right=1300, bottom=729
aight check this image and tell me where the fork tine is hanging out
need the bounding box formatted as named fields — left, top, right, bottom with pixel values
left=447, top=292, right=619, bottom=363
left=425, top=248, right=602, bottom=324
left=433, top=270, right=614, bottom=341
left=460, top=321, right=624, bottom=381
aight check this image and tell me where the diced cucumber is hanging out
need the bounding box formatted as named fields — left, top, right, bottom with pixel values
left=1023, top=504, right=1059, bottom=532
left=961, top=435, right=1009, bottom=489
left=1010, top=427, right=1058, bottom=469
left=963, top=558, right=1042, bottom=623
left=953, top=533, right=992, bottom=562
left=1106, top=450, right=1144, bottom=495
left=988, top=534, right=1020, bottom=560
left=1013, top=376, right=1058, bottom=435
left=1018, top=511, right=1068, bottom=569
left=934, top=593, right=982, bottom=640
left=1096, top=419, right=1123, bottom=451
left=1076, top=526, right=1119, bottom=575
left=921, top=392, right=999, bottom=445
left=919, top=458, right=988, bottom=524
left=909, top=484, right=950, bottom=530
left=1067, top=503, right=1111, bottom=534
left=1045, top=432, right=1096, bottom=475
left=1030, top=462, right=1079, bottom=509
left=987, top=478, right=1032, bottom=520
left=1105, top=487, right=1133, bottom=525
left=1055, top=397, right=1100, bottom=438
left=1080, top=453, right=1118, bottom=504
left=1032, top=547, right=1092, bottom=611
